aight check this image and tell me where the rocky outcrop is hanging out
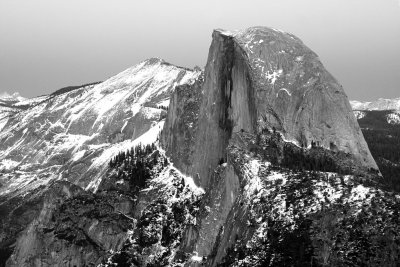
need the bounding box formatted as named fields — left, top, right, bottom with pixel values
left=161, top=73, right=204, bottom=175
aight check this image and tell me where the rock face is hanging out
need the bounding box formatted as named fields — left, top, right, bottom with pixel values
left=163, top=27, right=377, bottom=188
left=158, top=27, right=392, bottom=266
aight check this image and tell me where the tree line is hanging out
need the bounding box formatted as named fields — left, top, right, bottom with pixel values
left=109, top=143, right=168, bottom=190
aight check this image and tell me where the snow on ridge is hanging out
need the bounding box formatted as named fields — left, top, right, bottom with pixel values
left=1, top=59, right=201, bottom=197
left=59, top=59, right=200, bottom=133
left=243, top=159, right=264, bottom=199
left=0, top=159, right=19, bottom=171
left=215, top=28, right=240, bottom=37
left=86, top=59, right=199, bottom=121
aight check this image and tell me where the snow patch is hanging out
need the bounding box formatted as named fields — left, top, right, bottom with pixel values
left=276, top=88, right=292, bottom=97
left=0, top=159, right=19, bottom=171
left=157, top=99, right=170, bottom=107
left=121, top=121, right=128, bottom=133
left=265, top=69, right=283, bottom=85
left=72, top=150, right=86, bottom=161
left=353, top=111, right=366, bottom=120
left=191, top=254, right=203, bottom=262
left=387, top=112, right=400, bottom=124
left=272, top=27, right=286, bottom=33
left=154, top=164, right=205, bottom=196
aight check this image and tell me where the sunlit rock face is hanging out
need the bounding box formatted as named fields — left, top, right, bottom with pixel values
left=351, top=97, right=400, bottom=111
left=159, top=27, right=382, bottom=265
left=226, top=27, right=376, bottom=170
left=163, top=27, right=377, bottom=188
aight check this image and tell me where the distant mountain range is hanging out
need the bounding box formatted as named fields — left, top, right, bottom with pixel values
left=350, top=97, right=400, bottom=111
left=351, top=97, right=400, bottom=125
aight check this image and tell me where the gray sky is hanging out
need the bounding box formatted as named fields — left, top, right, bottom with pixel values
left=0, top=0, right=399, bottom=100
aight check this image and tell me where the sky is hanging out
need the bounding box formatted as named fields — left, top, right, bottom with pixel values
left=0, top=0, right=399, bottom=101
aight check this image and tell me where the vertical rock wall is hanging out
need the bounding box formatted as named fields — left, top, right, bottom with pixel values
left=161, top=26, right=380, bottom=266
left=163, top=27, right=378, bottom=189
left=188, top=31, right=258, bottom=187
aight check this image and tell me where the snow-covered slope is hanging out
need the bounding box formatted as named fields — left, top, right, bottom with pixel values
left=0, top=58, right=201, bottom=198
left=350, top=97, right=400, bottom=111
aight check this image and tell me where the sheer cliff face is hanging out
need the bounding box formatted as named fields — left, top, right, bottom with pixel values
left=165, top=27, right=377, bottom=188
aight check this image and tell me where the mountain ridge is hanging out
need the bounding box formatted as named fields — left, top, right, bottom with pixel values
left=351, top=97, right=400, bottom=111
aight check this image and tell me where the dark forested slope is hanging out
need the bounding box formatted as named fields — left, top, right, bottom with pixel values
left=356, top=110, right=400, bottom=191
